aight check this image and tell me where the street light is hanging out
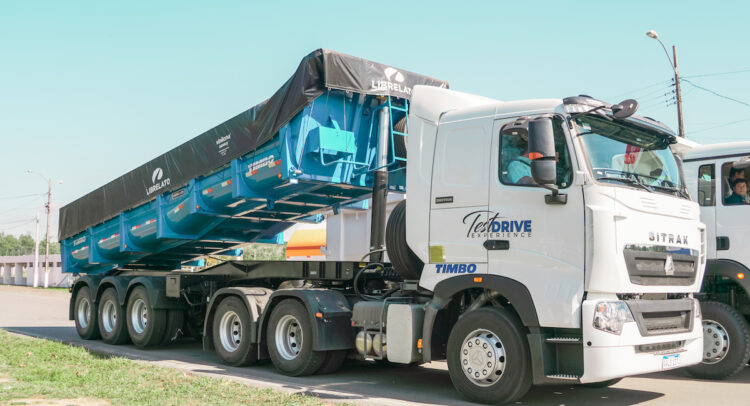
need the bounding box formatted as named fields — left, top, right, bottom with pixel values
left=646, top=29, right=685, bottom=137
left=27, top=170, right=62, bottom=288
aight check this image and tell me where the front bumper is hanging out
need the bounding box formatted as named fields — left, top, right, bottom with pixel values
left=579, top=298, right=703, bottom=383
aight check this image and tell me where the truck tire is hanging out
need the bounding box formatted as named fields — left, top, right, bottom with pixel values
left=74, top=286, right=100, bottom=340
left=267, top=299, right=326, bottom=376
left=212, top=297, right=258, bottom=366
left=386, top=200, right=423, bottom=280
left=97, top=287, right=129, bottom=345
left=447, top=307, right=532, bottom=404
left=686, top=301, right=750, bottom=380
left=316, top=350, right=347, bottom=375
left=126, top=286, right=167, bottom=347
left=160, top=310, right=185, bottom=346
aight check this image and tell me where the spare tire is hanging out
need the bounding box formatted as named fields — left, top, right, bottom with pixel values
left=386, top=200, right=423, bottom=280
left=393, top=117, right=408, bottom=165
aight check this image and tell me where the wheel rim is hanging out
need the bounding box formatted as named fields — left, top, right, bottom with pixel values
left=702, top=319, right=730, bottom=364
left=274, top=314, right=303, bottom=360
left=77, top=297, right=91, bottom=329
left=101, top=299, right=117, bottom=333
left=460, top=329, right=506, bottom=387
left=219, top=310, right=242, bottom=352
left=130, top=298, right=148, bottom=335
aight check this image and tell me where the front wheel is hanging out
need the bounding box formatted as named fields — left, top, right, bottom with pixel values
left=447, top=307, right=532, bottom=404
left=686, top=301, right=750, bottom=380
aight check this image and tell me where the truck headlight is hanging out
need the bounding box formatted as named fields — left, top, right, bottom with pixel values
left=693, top=298, right=702, bottom=319
left=593, top=301, right=634, bottom=335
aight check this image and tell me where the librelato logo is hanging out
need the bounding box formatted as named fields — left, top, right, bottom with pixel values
left=371, top=67, right=411, bottom=95
left=146, top=167, right=170, bottom=196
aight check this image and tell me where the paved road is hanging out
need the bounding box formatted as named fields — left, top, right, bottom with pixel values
left=1, top=285, right=748, bottom=406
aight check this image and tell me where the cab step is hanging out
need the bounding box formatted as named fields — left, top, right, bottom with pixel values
left=545, top=337, right=582, bottom=344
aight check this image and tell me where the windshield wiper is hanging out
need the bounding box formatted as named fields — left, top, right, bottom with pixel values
left=596, top=176, right=655, bottom=193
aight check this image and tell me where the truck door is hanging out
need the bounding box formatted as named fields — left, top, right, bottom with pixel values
left=487, top=116, right=584, bottom=328
left=715, top=159, right=750, bottom=260
left=427, top=118, right=493, bottom=271
left=693, top=162, right=717, bottom=257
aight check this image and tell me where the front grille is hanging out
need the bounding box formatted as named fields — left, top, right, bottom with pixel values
left=625, top=299, right=694, bottom=336
left=623, top=245, right=698, bottom=286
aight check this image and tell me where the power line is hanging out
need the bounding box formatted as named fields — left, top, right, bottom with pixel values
left=607, top=79, right=672, bottom=100
left=0, top=193, right=46, bottom=201
left=683, top=68, right=750, bottom=79
left=682, top=78, right=750, bottom=108
left=688, top=117, right=750, bottom=135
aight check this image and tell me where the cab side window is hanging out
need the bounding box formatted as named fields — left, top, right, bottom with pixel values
left=697, top=164, right=715, bottom=206
left=722, top=162, right=749, bottom=206
left=499, top=116, right=572, bottom=188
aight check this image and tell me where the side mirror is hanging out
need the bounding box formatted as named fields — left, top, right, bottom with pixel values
left=732, top=157, right=750, bottom=169
left=528, top=117, right=567, bottom=204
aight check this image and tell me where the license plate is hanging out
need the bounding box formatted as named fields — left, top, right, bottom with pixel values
left=661, top=354, right=680, bottom=369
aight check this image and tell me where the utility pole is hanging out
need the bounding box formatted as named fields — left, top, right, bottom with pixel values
left=646, top=30, right=685, bottom=137
left=44, top=178, right=51, bottom=288
left=33, top=213, right=40, bottom=288
left=672, top=45, right=685, bottom=138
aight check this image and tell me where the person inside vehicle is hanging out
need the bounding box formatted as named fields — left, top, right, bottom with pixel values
left=725, top=178, right=749, bottom=205
left=726, top=167, right=746, bottom=198
left=508, top=143, right=533, bottom=185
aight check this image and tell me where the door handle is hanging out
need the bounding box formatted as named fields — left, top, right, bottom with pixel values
left=484, top=240, right=509, bottom=250
left=717, top=236, right=730, bottom=251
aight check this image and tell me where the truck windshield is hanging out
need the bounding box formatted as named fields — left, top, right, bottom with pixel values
left=574, top=115, right=687, bottom=198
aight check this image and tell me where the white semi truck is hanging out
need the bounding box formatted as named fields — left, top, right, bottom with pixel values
left=64, top=50, right=706, bottom=404
left=677, top=141, right=750, bottom=379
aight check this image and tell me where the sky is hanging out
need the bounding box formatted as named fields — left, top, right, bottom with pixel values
left=2, top=0, right=750, bottom=239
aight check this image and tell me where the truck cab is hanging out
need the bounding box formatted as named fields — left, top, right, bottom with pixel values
left=406, top=87, right=705, bottom=394
left=680, top=141, right=750, bottom=379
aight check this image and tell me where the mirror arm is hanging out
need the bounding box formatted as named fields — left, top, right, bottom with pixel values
left=540, top=183, right=567, bottom=205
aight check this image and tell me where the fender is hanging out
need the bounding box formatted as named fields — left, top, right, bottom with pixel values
left=704, top=259, right=750, bottom=295
left=126, top=276, right=185, bottom=310
left=69, top=275, right=104, bottom=320
left=258, top=289, right=354, bottom=352
left=202, top=287, right=273, bottom=352
left=96, top=275, right=133, bottom=306
left=421, top=274, right=540, bottom=362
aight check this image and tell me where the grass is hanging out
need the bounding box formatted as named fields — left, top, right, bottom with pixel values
left=0, top=330, right=329, bottom=406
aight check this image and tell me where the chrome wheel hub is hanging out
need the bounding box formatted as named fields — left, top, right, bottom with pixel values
left=219, top=310, right=242, bottom=352
left=275, top=314, right=303, bottom=360
left=130, top=298, right=148, bottom=335
left=77, top=297, right=91, bottom=329
left=702, top=319, right=730, bottom=364
left=101, top=299, right=117, bottom=333
left=460, top=329, right=506, bottom=387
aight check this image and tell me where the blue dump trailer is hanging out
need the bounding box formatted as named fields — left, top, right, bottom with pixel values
left=60, top=49, right=446, bottom=275
left=65, top=50, right=459, bottom=390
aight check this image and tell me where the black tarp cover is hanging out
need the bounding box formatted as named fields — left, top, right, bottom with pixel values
left=59, top=49, right=449, bottom=240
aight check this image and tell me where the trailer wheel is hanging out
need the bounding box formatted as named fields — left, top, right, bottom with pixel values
left=267, top=299, right=326, bottom=376
left=386, top=200, right=423, bottom=280
left=97, top=288, right=129, bottom=345
left=447, top=307, right=532, bottom=404
left=74, top=286, right=100, bottom=340
left=126, top=286, right=166, bottom=347
left=686, top=301, right=750, bottom=380
left=160, top=310, right=185, bottom=346
left=393, top=117, right=408, bottom=168
left=212, top=297, right=258, bottom=366
left=316, top=350, right=347, bottom=375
